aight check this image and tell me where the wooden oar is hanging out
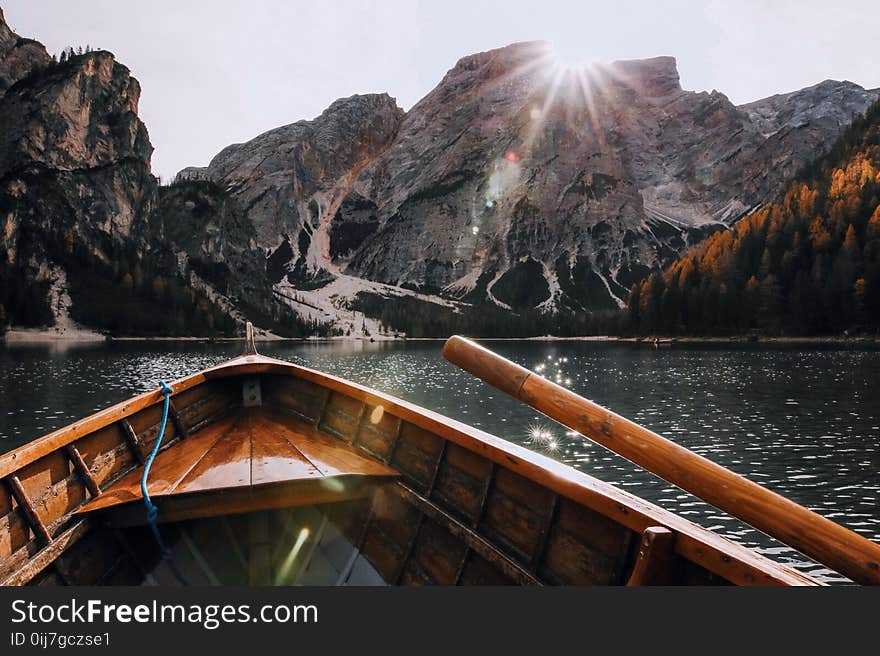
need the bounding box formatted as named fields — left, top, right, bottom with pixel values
left=442, top=335, right=880, bottom=585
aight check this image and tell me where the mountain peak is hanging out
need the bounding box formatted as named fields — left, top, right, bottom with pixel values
left=608, top=55, right=681, bottom=96
left=450, top=41, right=548, bottom=70
left=439, top=43, right=683, bottom=101
left=318, top=92, right=403, bottom=122
left=0, top=6, right=51, bottom=94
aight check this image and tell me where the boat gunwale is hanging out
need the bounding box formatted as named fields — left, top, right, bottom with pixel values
left=0, top=352, right=820, bottom=586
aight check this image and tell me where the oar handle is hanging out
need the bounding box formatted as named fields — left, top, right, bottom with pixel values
left=442, top=335, right=880, bottom=585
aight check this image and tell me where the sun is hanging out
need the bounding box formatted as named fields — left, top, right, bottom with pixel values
left=544, top=41, right=592, bottom=75
left=517, top=42, right=617, bottom=150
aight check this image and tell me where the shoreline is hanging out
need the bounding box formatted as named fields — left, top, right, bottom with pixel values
left=2, top=326, right=105, bottom=344
left=3, top=327, right=878, bottom=347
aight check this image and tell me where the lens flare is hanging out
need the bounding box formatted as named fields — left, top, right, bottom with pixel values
left=275, top=527, right=310, bottom=585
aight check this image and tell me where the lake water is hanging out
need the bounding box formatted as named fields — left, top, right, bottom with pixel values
left=1, top=339, right=878, bottom=584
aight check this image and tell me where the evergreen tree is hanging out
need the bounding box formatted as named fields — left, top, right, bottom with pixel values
left=623, top=98, right=880, bottom=336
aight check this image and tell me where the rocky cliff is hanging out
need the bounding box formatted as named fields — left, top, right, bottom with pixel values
left=0, top=9, right=236, bottom=335
left=184, top=42, right=878, bottom=330
left=0, top=6, right=49, bottom=92
left=4, top=11, right=878, bottom=336
left=334, top=44, right=878, bottom=313
left=179, top=93, right=404, bottom=286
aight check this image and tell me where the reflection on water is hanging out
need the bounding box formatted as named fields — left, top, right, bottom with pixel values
left=1, top=339, right=878, bottom=583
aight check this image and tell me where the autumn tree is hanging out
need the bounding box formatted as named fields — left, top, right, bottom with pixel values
left=623, top=97, right=880, bottom=336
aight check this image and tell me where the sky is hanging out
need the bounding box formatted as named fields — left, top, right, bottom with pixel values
left=5, top=0, right=880, bottom=181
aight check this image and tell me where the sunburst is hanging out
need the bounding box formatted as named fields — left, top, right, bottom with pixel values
left=458, top=41, right=640, bottom=272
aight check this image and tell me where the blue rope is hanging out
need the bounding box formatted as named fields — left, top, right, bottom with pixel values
left=141, top=380, right=187, bottom=585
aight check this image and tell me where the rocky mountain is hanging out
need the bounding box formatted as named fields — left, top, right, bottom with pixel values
left=182, top=42, right=878, bottom=333
left=623, top=97, right=880, bottom=336
left=0, top=8, right=237, bottom=336
left=0, top=6, right=49, bottom=92
left=2, top=10, right=877, bottom=337
left=179, top=94, right=404, bottom=287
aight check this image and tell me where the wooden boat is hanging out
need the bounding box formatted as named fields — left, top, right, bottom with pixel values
left=1, top=326, right=878, bottom=586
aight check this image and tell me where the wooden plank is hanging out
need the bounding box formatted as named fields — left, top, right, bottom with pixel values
left=174, top=386, right=237, bottom=436
left=357, top=487, right=422, bottom=583
left=537, top=498, right=635, bottom=585
left=362, top=486, right=422, bottom=563
left=457, top=551, right=518, bottom=585
left=355, top=407, right=400, bottom=462
left=539, top=524, right=625, bottom=585
left=432, top=445, right=493, bottom=525
left=393, top=515, right=425, bottom=584
left=320, top=393, right=365, bottom=441
left=335, top=499, right=375, bottom=586
left=131, top=404, right=176, bottom=452
left=185, top=405, right=235, bottom=436
left=627, top=526, right=676, bottom=586
left=553, top=497, right=638, bottom=560
left=0, top=545, right=39, bottom=585
left=0, top=507, right=32, bottom=566
left=174, top=417, right=252, bottom=493
left=386, top=417, right=404, bottom=463
left=400, top=517, right=467, bottom=585
left=263, top=411, right=398, bottom=479
left=322, top=497, right=372, bottom=551
left=264, top=377, right=328, bottom=424
left=169, top=402, right=190, bottom=440
left=75, top=424, right=137, bottom=489
left=530, top=494, right=559, bottom=568
left=65, top=445, right=101, bottom=499
left=77, top=415, right=238, bottom=513
left=11, top=453, right=86, bottom=531
left=315, top=387, right=332, bottom=426
left=391, top=423, right=445, bottom=493
left=453, top=547, right=470, bottom=585
left=393, top=484, right=542, bottom=586
left=473, top=463, right=496, bottom=528
left=119, top=420, right=145, bottom=465
left=361, top=526, right=406, bottom=582
left=479, top=468, right=554, bottom=563
left=5, top=476, right=51, bottom=545
left=92, top=477, right=391, bottom=527
left=427, top=441, right=447, bottom=494
left=0, top=520, right=90, bottom=586
left=250, top=417, right=322, bottom=485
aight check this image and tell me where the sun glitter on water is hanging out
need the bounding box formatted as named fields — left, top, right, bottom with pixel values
left=527, top=423, right=560, bottom=453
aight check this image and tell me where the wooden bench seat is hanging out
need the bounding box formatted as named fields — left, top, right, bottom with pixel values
left=76, top=408, right=397, bottom=525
